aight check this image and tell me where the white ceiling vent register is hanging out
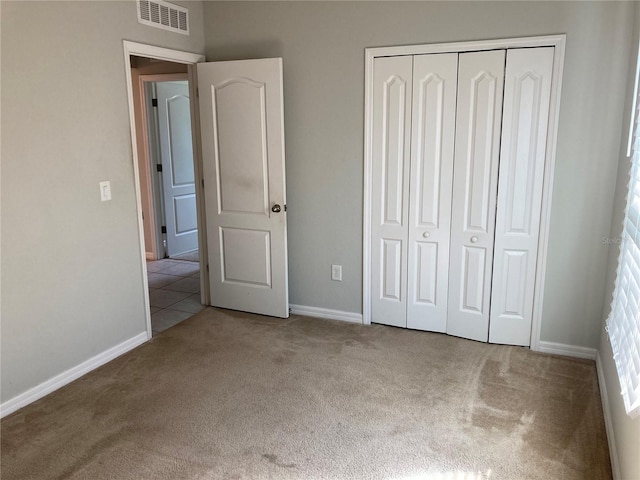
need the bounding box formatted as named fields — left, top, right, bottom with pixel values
left=137, top=0, right=189, bottom=35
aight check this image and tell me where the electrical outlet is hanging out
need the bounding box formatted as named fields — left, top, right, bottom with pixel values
left=331, top=264, right=342, bottom=281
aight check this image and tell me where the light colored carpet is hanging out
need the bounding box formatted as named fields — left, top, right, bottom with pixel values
left=1, top=308, right=611, bottom=479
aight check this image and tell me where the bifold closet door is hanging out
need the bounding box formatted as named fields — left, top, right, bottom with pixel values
left=406, top=53, right=458, bottom=332
left=370, top=47, right=554, bottom=343
left=371, top=55, right=413, bottom=327
left=489, top=47, right=554, bottom=346
left=447, top=50, right=505, bottom=342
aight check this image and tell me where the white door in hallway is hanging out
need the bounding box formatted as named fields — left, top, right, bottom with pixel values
left=197, top=58, right=289, bottom=318
left=156, top=81, right=199, bottom=257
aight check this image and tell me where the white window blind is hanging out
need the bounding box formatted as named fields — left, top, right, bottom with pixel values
left=606, top=72, right=640, bottom=418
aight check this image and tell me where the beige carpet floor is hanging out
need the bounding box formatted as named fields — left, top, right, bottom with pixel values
left=1, top=308, right=611, bottom=479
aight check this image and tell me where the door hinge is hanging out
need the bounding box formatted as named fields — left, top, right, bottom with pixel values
left=151, top=98, right=158, bottom=107
left=284, top=204, right=287, bottom=212
left=201, top=178, right=204, bottom=188
left=156, top=164, right=163, bottom=172
left=196, top=88, right=199, bottom=99
left=161, top=226, right=167, bottom=234
left=206, top=264, right=209, bottom=272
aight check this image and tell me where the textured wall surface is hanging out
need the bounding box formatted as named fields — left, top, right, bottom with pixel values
left=1, top=0, right=205, bottom=403
left=203, top=1, right=635, bottom=349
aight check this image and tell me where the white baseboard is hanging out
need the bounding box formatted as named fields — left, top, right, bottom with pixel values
left=0, top=331, right=149, bottom=419
left=289, top=304, right=363, bottom=324
left=536, top=341, right=597, bottom=360
left=596, top=351, right=622, bottom=480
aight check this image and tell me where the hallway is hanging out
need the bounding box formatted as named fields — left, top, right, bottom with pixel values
left=146, top=258, right=203, bottom=335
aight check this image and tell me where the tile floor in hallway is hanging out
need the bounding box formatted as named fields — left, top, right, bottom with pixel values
left=146, top=258, right=205, bottom=335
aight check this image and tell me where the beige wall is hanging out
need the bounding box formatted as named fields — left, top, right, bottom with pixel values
left=203, top=1, right=635, bottom=349
left=599, top=5, right=640, bottom=478
left=0, top=0, right=204, bottom=403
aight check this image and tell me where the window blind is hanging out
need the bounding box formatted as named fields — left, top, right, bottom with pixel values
left=606, top=79, right=640, bottom=417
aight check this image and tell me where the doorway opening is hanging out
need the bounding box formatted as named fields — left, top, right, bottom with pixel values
left=131, top=58, right=199, bottom=262
left=123, top=42, right=207, bottom=338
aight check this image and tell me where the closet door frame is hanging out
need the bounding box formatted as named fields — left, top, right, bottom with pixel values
left=363, top=35, right=566, bottom=352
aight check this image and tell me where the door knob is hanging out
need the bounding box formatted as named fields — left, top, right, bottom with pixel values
left=422, top=232, right=431, bottom=238
left=271, top=204, right=281, bottom=213
left=470, top=236, right=478, bottom=243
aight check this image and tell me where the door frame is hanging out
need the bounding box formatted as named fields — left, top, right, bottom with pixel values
left=362, top=34, right=566, bottom=351
left=123, top=41, right=206, bottom=339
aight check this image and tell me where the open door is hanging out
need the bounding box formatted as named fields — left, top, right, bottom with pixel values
left=197, top=58, right=289, bottom=318
left=156, top=80, right=199, bottom=257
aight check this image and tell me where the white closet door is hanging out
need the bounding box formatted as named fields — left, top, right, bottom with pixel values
left=489, top=47, right=554, bottom=345
left=371, top=56, right=413, bottom=327
left=407, top=53, right=458, bottom=332
left=447, top=50, right=505, bottom=342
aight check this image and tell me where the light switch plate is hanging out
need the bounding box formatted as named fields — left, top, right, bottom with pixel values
left=331, top=264, right=342, bottom=281
left=99, top=181, right=112, bottom=202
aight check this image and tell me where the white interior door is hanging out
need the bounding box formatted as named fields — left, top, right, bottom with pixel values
left=370, top=55, right=413, bottom=327
left=406, top=53, right=458, bottom=332
left=447, top=50, right=505, bottom=342
left=197, top=58, right=289, bottom=318
left=489, top=47, right=554, bottom=346
left=156, top=81, right=199, bottom=257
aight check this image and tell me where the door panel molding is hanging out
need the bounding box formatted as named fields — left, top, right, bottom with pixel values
left=382, top=74, right=410, bottom=226
left=363, top=35, right=566, bottom=352
left=212, top=79, right=270, bottom=216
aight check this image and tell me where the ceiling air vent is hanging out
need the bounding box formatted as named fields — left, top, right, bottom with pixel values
left=137, top=0, right=189, bottom=35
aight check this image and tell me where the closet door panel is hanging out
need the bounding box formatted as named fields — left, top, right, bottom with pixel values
left=489, top=47, right=554, bottom=345
left=371, top=56, right=413, bottom=327
left=447, top=50, right=505, bottom=342
left=407, top=53, right=458, bottom=332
